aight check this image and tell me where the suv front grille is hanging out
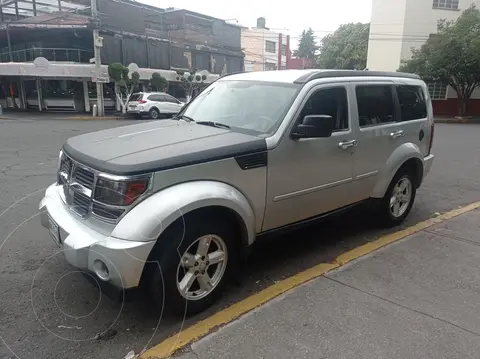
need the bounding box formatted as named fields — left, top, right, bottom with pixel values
left=58, top=153, right=124, bottom=222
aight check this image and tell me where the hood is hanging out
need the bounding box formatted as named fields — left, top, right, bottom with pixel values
left=63, top=120, right=267, bottom=175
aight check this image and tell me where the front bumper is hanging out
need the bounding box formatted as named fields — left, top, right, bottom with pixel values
left=39, top=184, right=156, bottom=289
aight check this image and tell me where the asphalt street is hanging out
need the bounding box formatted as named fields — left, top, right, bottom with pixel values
left=0, top=118, right=479, bottom=359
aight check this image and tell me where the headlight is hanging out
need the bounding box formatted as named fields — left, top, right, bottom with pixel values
left=94, top=176, right=150, bottom=206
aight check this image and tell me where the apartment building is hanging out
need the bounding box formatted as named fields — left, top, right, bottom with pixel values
left=241, top=17, right=290, bottom=72
left=367, top=0, right=480, bottom=115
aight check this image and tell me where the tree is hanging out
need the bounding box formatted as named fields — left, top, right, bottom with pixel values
left=176, top=69, right=207, bottom=103
left=399, top=5, right=480, bottom=116
left=294, top=28, right=318, bottom=60
left=108, top=63, right=140, bottom=113
left=316, top=22, right=370, bottom=70
left=150, top=72, right=169, bottom=92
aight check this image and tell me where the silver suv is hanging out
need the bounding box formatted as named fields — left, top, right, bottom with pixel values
left=39, top=70, right=435, bottom=315
left=127, top=92, right=184, bottom=119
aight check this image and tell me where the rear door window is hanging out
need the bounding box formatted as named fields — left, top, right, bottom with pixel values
left=148, top=95, right=164, bottom=102
left=355, top=85, right=395, bottom=127
left=396, top=85, right=427, bottom=121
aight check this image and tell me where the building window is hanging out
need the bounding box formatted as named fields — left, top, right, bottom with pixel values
left=281, top=44, right=287, bottom=57
left=427, top=83, right=447, bottom=100
left=265, top=62, right=277, bottom=71
left=265, top=40, right=276, bottom=54
left=433, top=0, right=459, bottom=10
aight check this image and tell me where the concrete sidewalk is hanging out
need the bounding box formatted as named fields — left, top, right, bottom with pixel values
left=171, top=209, right=480, bottom=359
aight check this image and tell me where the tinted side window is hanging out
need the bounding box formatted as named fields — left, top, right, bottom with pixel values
left=130, top=94, right=143, bottom=101
left=148, top=95, right=163, bottom=102
left=300, top=87, right=349, bottom=131
left=397, top=85, right=427, bottom=121
left=165, top=95, right=179, bottom=103
left=356, top=85, right=395, bottom=127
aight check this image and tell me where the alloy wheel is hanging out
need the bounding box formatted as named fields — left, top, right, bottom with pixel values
left=176, top=234, right=228, bottom=301
left=389, top=177, right=413, bottom=218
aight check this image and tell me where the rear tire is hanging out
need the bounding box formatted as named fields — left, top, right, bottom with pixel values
left=148, top=215, right=238, bottom=317
left=377, top=168, right=417, bottom=228
left=149, top=108, right=160, bottom=120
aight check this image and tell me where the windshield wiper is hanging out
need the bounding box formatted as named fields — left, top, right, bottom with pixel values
left=195, top=121, right=231, bottom=129
left=174, top=114, right=195, bottom=122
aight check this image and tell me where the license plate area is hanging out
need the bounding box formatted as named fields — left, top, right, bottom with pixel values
left=48, top=214, right=62, bottom=247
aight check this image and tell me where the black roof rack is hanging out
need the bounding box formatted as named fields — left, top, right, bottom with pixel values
left=294, top=70, right=420, bottom=84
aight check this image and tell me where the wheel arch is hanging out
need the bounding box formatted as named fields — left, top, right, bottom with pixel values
left=111, top=180, right=256, bottom=246
left=370, top=143, right=424, bottom=198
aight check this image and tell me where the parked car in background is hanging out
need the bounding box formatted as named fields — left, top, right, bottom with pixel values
left=127, top=92, right=184, bottom=119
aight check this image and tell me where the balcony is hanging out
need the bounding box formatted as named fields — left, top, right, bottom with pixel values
left=0, top=47, right=94, bottom=63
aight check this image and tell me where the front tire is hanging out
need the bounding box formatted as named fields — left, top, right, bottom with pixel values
left=378, top=169, right=417, bottom=227
left=149, top=216, right=236, bottom=316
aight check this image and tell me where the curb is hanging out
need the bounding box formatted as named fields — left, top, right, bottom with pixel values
left=59, top=116, right=127, bottom=120
left=140, top=201, right=480, bottom=359
left=0, top=115, right=130, bottom=121
left=435, top=118, right=480, bottom=124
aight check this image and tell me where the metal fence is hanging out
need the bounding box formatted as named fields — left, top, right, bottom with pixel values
left=0, top=47, right=94, bottom=63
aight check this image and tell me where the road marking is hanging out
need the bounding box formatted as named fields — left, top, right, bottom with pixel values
left=140, top=201, right=480, bottom=359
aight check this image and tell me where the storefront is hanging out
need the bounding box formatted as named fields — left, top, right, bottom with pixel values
left=0, top=58, right=218, bottom=113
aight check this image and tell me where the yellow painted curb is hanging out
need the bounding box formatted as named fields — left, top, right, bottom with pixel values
left=140, top=201, right=480, bottom=359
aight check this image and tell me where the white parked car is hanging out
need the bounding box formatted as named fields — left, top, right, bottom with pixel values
left=127, top=92, right=185, bottom=119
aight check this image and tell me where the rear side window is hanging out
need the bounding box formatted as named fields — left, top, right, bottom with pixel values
left=148, top=94, right=164, bottom=102
left=130, top=93, right=143, bottom=101
left=164, top=95, right=179, bottom=103
left=396, top=85, right=427, bottom=121
left=356, top=85, right=395, bottom=127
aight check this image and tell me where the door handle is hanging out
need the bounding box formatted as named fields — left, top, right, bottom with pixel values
left=390, top=130, right=405, bottom=139
left=338, top=140, right=357, bottom=150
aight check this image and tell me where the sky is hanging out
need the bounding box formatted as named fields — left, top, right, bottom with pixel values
left=139, top=0, right=373, bottom=49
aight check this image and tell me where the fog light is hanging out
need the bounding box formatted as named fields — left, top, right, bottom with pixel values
left=93, top=259, right=110, bottom=281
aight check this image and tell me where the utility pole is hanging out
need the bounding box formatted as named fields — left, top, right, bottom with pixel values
left=91, top=0, right=104, bottom=116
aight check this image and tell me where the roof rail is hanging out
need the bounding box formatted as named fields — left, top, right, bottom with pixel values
left=294, top=70, right=420, bottom=84
left=217, top=71, right=245, bottom=80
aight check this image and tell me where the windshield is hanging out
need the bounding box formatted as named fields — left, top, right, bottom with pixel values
left=180, top=80, right=300, bottom=135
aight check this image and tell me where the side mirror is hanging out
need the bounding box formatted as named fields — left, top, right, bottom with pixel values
left=291, top=115, right=334, bottom=139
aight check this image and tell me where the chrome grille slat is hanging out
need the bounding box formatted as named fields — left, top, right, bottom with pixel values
left=74, top=167, right=95, bottom=189
left=72, top=192, right=90, bottom=216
